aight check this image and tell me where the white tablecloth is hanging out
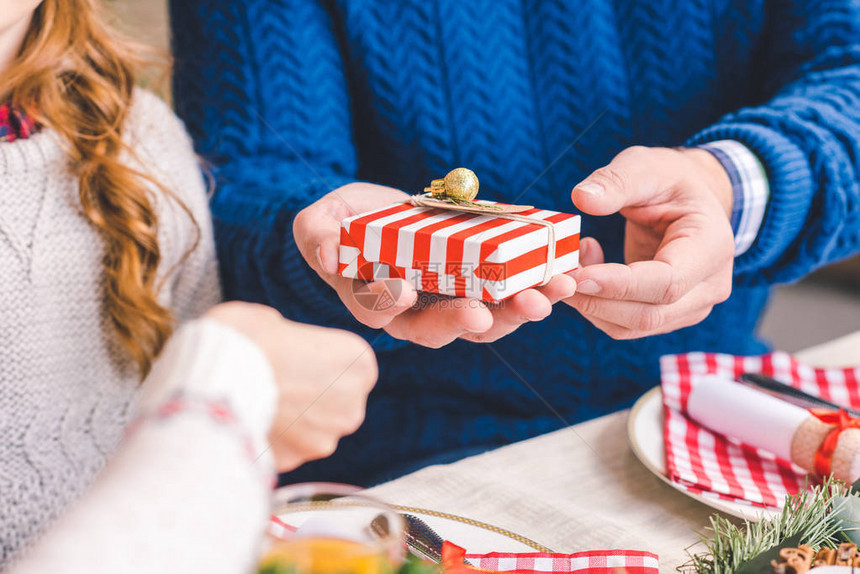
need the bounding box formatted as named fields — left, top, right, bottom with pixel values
left=369, top=331, right=860, bottom=572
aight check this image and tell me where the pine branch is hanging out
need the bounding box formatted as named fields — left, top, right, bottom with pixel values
left=682, top=478, right=857, bottom=574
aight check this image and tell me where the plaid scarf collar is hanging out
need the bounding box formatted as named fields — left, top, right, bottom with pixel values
left=0, top=104, right=37, bottom=142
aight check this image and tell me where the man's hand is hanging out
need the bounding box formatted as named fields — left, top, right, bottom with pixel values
left=293, top=183, right=576, bottom=348
left=563, top=146, right=735, bottom=339
left=205, top=302, right=378, bottom=472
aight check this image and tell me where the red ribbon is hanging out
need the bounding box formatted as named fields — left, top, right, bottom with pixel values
left=441, top=541, right=481, bottom=573
left=809, top=408, right=860, bottom=477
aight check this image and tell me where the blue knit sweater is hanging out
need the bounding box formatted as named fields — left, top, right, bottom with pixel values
left=170, top=0, right=860, bottom=486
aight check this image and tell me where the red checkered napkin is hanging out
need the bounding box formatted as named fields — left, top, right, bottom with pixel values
left=463, top=550, right=659, bottom=573
left=270, top=518, right=658, bottom=572
left=661, top=351, right=860, bottom=509
left=270, top=519, right=659, bottom=573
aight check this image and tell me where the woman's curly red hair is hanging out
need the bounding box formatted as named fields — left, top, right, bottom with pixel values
left=1, top=0, right=198, bottom=377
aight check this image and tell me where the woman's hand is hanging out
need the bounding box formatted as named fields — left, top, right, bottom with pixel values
left=563, top=146, right=735, bottom=339
left=292, top=182, right=575, bottom=348
left=204, top=302, right=378, bottom=471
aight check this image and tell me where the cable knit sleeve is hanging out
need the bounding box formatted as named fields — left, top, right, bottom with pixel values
left=170, top=0, right=384, bottom=340
left=687, top=0, right=860, bottom=285
left=9, top=319, right=277, bottom=574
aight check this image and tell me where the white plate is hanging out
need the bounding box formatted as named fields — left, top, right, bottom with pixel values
left=627, top=386, right=780, bottom=522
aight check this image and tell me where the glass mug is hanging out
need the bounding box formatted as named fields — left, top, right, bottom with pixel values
left=259, top=483, right=406, bottom=574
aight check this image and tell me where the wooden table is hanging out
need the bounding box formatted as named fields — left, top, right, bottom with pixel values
left=369, top=331, right=860, bottom=572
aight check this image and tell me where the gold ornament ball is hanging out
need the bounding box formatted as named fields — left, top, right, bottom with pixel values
left=443, top=168, right=479, bottom=201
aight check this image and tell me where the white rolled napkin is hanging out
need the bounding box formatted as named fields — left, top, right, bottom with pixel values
left=685, top=376, right=860, bottom=483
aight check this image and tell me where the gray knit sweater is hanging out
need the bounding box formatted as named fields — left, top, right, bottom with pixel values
left=0, top=90, right=221, bottom=563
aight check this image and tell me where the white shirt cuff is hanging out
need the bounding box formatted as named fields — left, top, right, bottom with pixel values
left=697, top=140, right=770, bottom=257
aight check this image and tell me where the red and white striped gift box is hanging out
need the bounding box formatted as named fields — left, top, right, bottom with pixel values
left=661, top=351, right=860, bottom=509
left=338, top=202, right=581, bottom=302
